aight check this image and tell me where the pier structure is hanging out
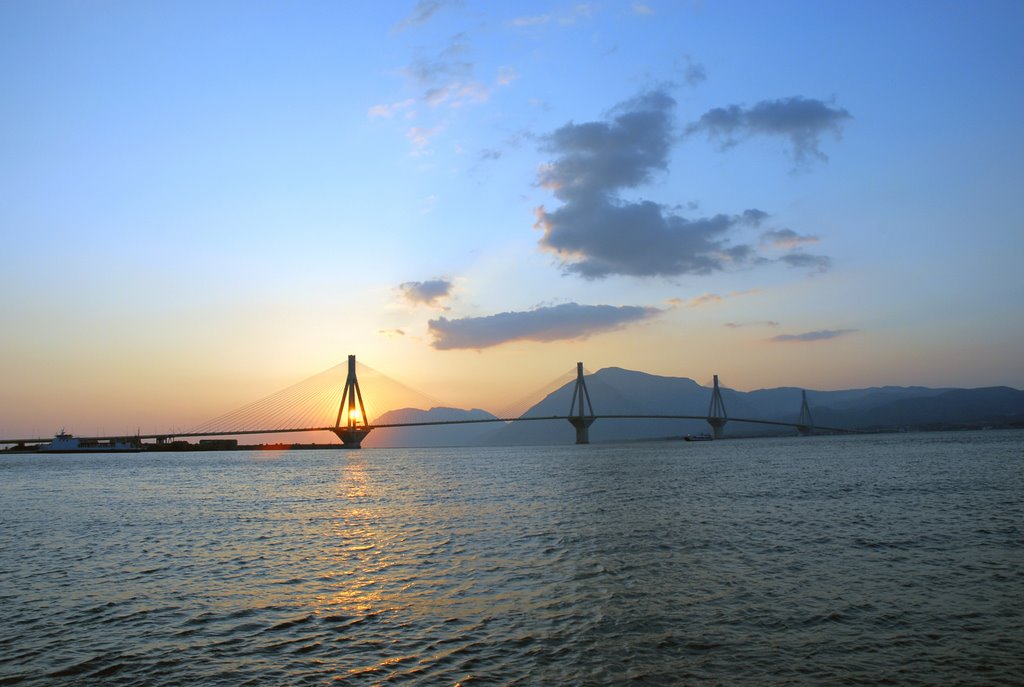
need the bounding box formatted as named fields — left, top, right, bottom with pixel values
left=567, top=362, right=596, bottom=444
left=707, top=374, right=728, bottom=439
left=796, top=389, right=814, bottom=436
left=331, top=355, right=371, bottom=448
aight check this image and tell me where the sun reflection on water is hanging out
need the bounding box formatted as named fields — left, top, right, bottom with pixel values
left=313, top=456, right=391, bottom=617
left=304, top=453, right=490, bottom=684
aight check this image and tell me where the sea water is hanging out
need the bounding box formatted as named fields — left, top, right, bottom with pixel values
left=1, top=431, right=1021, bottom=685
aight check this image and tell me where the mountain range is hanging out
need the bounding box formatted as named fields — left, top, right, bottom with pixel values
left=361, top=367, right=1024, bottom=448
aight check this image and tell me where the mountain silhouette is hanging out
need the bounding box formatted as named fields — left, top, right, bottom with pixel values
left=364, top=407, right=499, bottom=448
left=364, top=368, right=1024, bottom=447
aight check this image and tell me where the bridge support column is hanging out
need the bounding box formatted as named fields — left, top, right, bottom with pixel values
left=333, top=354, right=372, bottom=449
left=706, top=374, right=728, bottom=440
left=707, top=417, right=727, bottom=440
left=569, top=416, right=595, bottom=444
left=331, top=427, right=371, bottom=449
left=567, top=362, right=596, bottom=445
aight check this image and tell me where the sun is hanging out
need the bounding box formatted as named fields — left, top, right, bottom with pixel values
left=348, top=408, right=364, bottom=424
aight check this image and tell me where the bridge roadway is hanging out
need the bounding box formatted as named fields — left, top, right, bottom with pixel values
left=0, top=414, right=855, bottom=445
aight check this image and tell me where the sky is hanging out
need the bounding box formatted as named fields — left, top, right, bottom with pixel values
left=2, top=0, right=1023, bottom=437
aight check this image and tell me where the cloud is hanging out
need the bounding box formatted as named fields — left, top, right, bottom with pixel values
left=688, top=294, right=723, bottom=307
left=681, top=55, right=706, bottom=87
left=423, top=80, right=489, bottom=108
left=686, top=96, right=852, bottom=165
left=679, top=293, right=722, bottom=307
left=724, top=321, right=779, bottom=328
left=368, top=98, right=415, bottom=119
left=534, top=89, right=774, bottom=279
left=392, top=0, right=455, bottom=31
left=741, top=208, right=769, bottom=226
left=669, top=288, right=760, bottom=309
left=406, top=125, right=442, bottom=153
left=374, top=32, right=520, bottom=155
left=536, top=203, right=769, bottom=278
left=428, top=302, right=661, bottom=350
left=378, top=328, right=406, bottom=338
left=762, top=228, right=818, bottom=249
left=780, top=251, right=832, bottom=273
left=633, top=3, right=654, bottom=15
left=771, top=328, right=856, bottom=343
left=397, top=34, right=494, bottom=111
left=755, top=229, right=830, bottom=272
left=408, top=35, right=472, bottom=85
left=399, top=279, right=454, bottom=308
left=510, top=4, right=592, bottom=28
left=538, top=90, right=675, bottom=196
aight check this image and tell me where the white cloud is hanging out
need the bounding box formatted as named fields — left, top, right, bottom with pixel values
left=368, top=98, right=415, bottom=118
left=406, top=125, right=442, bottom=153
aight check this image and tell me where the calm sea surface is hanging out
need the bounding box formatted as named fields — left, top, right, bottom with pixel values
left=1, top=431, right=1022, bottom=686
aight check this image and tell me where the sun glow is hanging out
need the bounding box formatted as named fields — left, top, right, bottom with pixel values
left=348, top=408, right=364, bottom=424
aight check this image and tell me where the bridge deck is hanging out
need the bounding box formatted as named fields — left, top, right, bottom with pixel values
left=1, top=414, right=855, bottom=445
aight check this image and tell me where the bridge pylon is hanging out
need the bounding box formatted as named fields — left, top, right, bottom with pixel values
left=567, top=362, right=595, bottom=444
left=796, top=389, right=814, bottom=436
left=707, top=374, right=728, bottom=439
left=331, top=354, right=372, bottom=449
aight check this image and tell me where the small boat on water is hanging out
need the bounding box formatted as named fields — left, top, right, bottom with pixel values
left=684, top=434, right=713, bottom=442
left=39, top=430, right=141, bottom=453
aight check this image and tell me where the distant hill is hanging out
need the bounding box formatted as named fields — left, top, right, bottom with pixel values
left=362, top=369, right=1024, bottom=447
left=475, top=367, right=714, bottom=445
left=364, top=407, right=500, bottom=448
left=812, top=386, right=1024, bottom=430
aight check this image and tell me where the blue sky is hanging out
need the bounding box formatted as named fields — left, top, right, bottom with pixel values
left=1, top=1, right=1022, bottom=434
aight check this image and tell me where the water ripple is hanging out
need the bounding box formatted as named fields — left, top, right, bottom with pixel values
left=1, top=432, right=1022, bottom=684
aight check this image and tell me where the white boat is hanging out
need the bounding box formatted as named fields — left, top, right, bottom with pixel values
left=39, top=430, right=141, bottom=453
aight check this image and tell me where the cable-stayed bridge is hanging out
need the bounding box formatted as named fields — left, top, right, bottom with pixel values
left=0, top=355, right=853, bottom=449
